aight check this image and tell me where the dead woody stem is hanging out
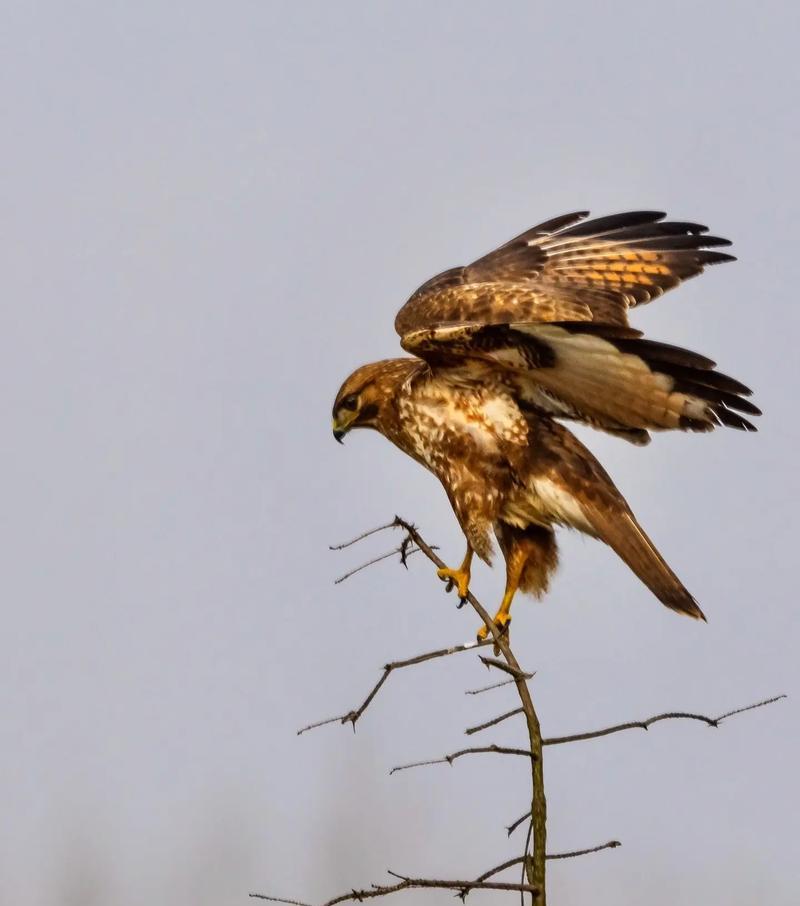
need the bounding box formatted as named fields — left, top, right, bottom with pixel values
left=392, top=516, right=548, bottom=901
left=254, top=517, right=785, bottom=906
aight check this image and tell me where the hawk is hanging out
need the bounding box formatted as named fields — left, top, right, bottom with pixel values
left=331, top=211, right=758, bottom=640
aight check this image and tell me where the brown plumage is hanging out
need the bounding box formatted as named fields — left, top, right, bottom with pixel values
left=332, top=210, right=758, bottom=638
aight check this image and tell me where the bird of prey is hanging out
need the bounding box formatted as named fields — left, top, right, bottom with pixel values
left=331, top=211, right=758, bottom=641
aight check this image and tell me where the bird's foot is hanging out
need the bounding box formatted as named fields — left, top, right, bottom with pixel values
left=437, top=565, right=471, bottom=601
left=477, top=612, right=511, bottom=655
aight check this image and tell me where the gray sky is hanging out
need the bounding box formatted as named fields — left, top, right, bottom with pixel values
left=1, top=2, right=797, bottom=904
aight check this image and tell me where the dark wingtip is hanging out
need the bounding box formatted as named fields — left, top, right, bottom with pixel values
left=706, top=251, right=737, bottom=264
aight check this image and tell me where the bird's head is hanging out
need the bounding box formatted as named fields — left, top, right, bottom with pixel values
left=331, top=358, right=418, bottom=444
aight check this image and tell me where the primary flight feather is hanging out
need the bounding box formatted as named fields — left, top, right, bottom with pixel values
left=332, top=211, right=758, bottom=640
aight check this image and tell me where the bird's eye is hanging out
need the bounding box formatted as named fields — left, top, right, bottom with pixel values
left=340, top=394, right=359, bottom=411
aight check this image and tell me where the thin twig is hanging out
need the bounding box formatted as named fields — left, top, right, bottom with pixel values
left=297, top=638, right=493, bottom=735
left=468, top=695, right=785, bottom=741
left=389, top=696, right=786, bottom=780
left=390, top=744, right=534, bottom=775
left=334, top=544, right=425, bottom=584
left=329, top=522, right=398, bottom=550
left=466, top=707, right=524, bottom=736
left=466, top=675, right=534, bottom=696
left=547, top=840, right=621, bottom=860
left=505, top=696, right=786, bottom=835
left=521, top=820, right=533, bottom=906
left=458, top=837, right=622, bottom=900
left=457, top=856, right=526, bottom=901
left=250, top=871, right=539, bottom=906
left=249, top=897, right=310, bottom=906
left=478, top=655, right=530, bottom=680
left=507, top=809, right=532, bottom=837
left=408, top=696, right=785, bottom=780
left=543, top=695, right=787, bottom=747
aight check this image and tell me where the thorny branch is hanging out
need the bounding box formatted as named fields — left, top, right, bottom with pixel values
left=467, top=695, right=786, bottom=742
left=297, top=638, right=493, bottom=735
left=466, top=675, right=534, bottom=696
left=390, top=744, right=534, bottom=775
left=392, top=695, right=785, bottom=776
left=547, top=840, right=622, bottom=860
left=333, top=544, right=426, bottom=585
left=295, top=516, right=548, bottom=903
left=249, top=871, right=539, bottom=906
left=504, top=694, right=786, bottom=837
left=254, top=517, right=785, bottom=906
left=457, top=840, right=622, bottom=899
left=466, top=707, right=525, bottom=735
left=542, top=695, right=787, bottom=746
left=328, top=521, right=399, bottom=550
left=391, top=517, right=549, bottom=900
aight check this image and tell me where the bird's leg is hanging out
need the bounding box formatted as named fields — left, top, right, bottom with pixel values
left=437, top=547, right=473, bottom=601
left=477, top=546, right=525, bottom=649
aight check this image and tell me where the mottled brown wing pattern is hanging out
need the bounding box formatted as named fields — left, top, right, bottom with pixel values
left=394, top=210, right=734, bottom=334
left=396, top=284, right=594, bottom=334
left=401, top=321, right=760, bottom=435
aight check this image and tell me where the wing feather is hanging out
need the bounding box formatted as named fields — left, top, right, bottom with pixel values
left=395, top=210, right=734, bottom=335
left=401, top=322, right=759, bottom=436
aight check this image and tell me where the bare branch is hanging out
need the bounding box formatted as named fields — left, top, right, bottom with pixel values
left=460, top=838, right=622, bottom=898
left=547, top=840, right=621, bottom=860
left=467, top=692, right=785, bottom=741
left=329, top=521, right=398, bottom=550
left=392, top=695, right=787, bottom=780
left=250, top=871, right=540, bottom=906
left=507, top=809, right=532, bottom=837
left=506, top=696, right=786, bottom=835
left=334, top=544, right=427, bottom=585
left=466, top=675, right=534, bottom=696
left=297, top=639, right=492, bottom=735
left=520, top=821, right=533, bottom=906
left=458, top=856, right=527, bottom=900
left=543, top=695, right=787, bottom=747
left=390, top=744, right=534, bottom=775
left=250, top=897, right=312, bottom=906
left=392, top=516, right=547, bottom=902
left=333, top=545, right=412, bottom=584
left=275, top=516, right=783, bottom=906
left=466, top=707, right=524, bottom=736
left=477, top=655, right=531, bottom=680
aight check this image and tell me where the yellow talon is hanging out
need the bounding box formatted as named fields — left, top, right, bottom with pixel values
left=437, top=566, right=471, bottom=599
left=437, top=547, right=473, bottom=599
left=476, top=612, right=512, bottom=654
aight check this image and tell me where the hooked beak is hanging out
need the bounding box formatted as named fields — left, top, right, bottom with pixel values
left=332, top=415, right=352, bottom=444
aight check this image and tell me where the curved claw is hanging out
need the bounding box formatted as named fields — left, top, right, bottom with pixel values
left=436, top=566, right=470, bottom=600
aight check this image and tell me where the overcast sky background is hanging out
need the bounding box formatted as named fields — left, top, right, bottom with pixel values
left=1, top=2, right=798, bottom=904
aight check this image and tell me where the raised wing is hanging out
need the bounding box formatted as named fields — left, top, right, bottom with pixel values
left=401, top=321, right=759, bottom=437
left=395, top=210, right=734, bottom=334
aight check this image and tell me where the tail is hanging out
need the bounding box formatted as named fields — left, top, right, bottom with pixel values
left=527, top=416, right=707, bottom=620
left=586, top=506, right=706, bottom=620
